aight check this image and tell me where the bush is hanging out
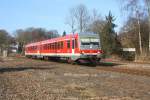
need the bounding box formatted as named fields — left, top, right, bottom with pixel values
left=122, top=51, right=135, bottom=61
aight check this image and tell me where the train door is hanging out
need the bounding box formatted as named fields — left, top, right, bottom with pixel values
left=66, top=40, right=71, bottom=54
left=72, top=38, right=75, bottom=55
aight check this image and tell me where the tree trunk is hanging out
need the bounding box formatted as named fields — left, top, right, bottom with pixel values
left=145, top=0, right=150, bottom=55
left=137, top=18, right=142, bottom=55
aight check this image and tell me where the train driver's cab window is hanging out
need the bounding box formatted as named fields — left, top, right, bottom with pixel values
left=81, top=38, right=99, bottom=46
left=67, top=40, right=70, bottom=49
left=81, top=38, right=90, bottom=45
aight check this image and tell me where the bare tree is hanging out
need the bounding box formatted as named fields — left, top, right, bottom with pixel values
left=0, top=30, right=13, bottom=55
left=15, top=28, right=60, bottom=54
left=90, top=9, right=102, bottom=23
left=74, top=4, right=90, bottom=32
left=88, top=9, right=105, bottom=33
left=145, top=0, right=150, bottom=53
left=119, top=16, right=149, bottom=54
left=65, top=8, right=76, bottom=33
left=137, top=10, right=142, bottom=55
left=66, top=4, right=90, bottom=33
left=120, top=0, right=146, bottom=55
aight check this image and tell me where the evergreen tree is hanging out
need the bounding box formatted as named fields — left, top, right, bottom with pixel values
left=101, top=11, right=118, bottom=56
left=62, top=31, right=66, bottom=36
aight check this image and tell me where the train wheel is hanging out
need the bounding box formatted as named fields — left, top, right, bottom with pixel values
left=89, top=59, right=97, bottom=67
left=67, top=58, right=71, bottom=63
left=44, top=56, right=49, bottom=60
left=67, top=58, right=75, bottom=65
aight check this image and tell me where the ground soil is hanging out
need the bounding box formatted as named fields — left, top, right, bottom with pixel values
left=0, top=57, right=150, bottom=100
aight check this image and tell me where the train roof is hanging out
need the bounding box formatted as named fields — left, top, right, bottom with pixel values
left=25, top=32, right=99, bottom=47
left=25, top=33, right=78, bottom=47
left=78, top=32, right=99, bottom=37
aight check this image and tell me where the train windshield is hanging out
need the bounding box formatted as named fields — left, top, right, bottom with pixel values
left=81, top=38, right=99, bottom=46
left=80, top=37, right=100, bottom=49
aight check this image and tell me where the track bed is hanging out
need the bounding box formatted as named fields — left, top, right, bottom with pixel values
left=0, top=57, right=150, bottom=100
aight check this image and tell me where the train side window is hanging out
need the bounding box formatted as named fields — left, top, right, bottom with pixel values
left=75, top=39, right=78, bottom=48
left=67, top=40, right=70, bottom=49
left=54, top=42, right=56, bottom=50
left=57, top=42, right=59, bottom=49
left=55, top=42, right=56, bottom=50
left=57, top=42, right=58, bottom=50
left=50, top=44, right=51, bottom=50
left=72, top=40, right=75, bottom=49
left=46, top=44, right=48, bottom=50
left=51, top=44, right=53, bottom=50
left=59, top=42, right=61, bottom=49
left=48, top=44, right=50, bottom=50
left=48, top=44, right=49, bottom=50
left=53, top=43, right=54, bottom=50
left=61, top=41, right=63, bottom=49
left=45, top=44, right=47, bottom=50
left=52, top=43, right=54, bottom=50
left=44, top=44, right=46, bottom=49
left=41, top=45, right=44, bottom=50
left=40, top=45, right=41, bottom=50
left=35, top=46, right=37, bottom=50
left=50, top=43, right=52, bottom=50
left=47, top=44, right=48, bottom=50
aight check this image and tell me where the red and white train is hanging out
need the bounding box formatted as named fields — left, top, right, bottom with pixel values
left=25, top=32, right=103, bottom=65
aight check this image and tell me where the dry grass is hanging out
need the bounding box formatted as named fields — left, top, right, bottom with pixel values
left=0, top=57, right=150, bottom=100
left=0, top=57, right=3, bottom=62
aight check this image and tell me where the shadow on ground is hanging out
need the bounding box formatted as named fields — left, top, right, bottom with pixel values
left=0, top=67, right=56, bottom=73
left=36, top=58, right=122, bottom=67
left=98, top=62, right=122, bottom=67
left=46, top=59, right=122, bottom=67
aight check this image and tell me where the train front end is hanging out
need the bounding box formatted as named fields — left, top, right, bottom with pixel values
left=78, top=32, right=102, bottom=65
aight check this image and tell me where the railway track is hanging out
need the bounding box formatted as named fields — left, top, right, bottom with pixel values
left=96, top=66, right=150, bottom=77
left=54, top=60, right=150, bottom=77
left=38, top=58, right=150, bottom=77
left=20, top=57, right=150, bottom=77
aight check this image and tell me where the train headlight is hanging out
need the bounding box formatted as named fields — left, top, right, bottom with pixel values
left=97, top=50, right=103, bottom=54
left=81, top=51, right=84, bottom=54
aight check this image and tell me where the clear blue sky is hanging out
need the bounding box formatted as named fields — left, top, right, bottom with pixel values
left=0, top=0, right=124, bottom=35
